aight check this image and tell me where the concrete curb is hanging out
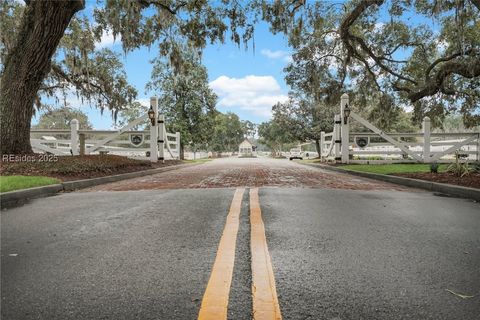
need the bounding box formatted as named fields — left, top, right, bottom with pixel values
left=302, top=163, right=480, bottom=202
left=0, top=184, right=65, bottom=209
left=1, top=163, right=195, bottom=209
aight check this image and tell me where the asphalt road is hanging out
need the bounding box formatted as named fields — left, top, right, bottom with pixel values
left=261, top=188, right=480, bottom=320
left=2, top=159, right=479, bottom=319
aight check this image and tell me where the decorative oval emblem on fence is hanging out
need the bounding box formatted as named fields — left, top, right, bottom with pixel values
left=129, top=134, right=144, bottom=147
left=355, top=136, right=370, bottom=148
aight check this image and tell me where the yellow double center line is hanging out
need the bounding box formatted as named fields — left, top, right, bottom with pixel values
left=250, top=188, right=282, bottom=320
left=198, top=188, right=282, bottom=320
left=198, top=188, right=244, bottom=319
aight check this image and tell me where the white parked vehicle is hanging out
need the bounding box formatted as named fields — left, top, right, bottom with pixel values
left=289, top=148, right=303, bottom=160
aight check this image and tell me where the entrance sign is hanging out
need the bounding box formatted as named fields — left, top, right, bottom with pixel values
left=355, top=136, right=369, bottom=148
left=129, top=133, right=144, bottom=147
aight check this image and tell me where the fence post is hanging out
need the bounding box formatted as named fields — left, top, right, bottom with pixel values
left=158, top=114, right=165, bottom=163
left=340, top=93, right=350, bottom=164
left=320, top=131, right=325, bottom=161
left=79, top=133, right=85, bottom=156
left=477, top=133, right=479, bottom=162
left=334, top=114, right=341, bottom=162
left=422, top=116, right=431, bottom=163
left=149, top=97, right=159, bottom=163
left=176, top=131, right=181, bottom=159
left=70, top=119, right=79, bottom=156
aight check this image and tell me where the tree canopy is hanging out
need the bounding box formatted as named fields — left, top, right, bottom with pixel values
left=1, top=1, right=137, bottom=115
left=257, top=120, right=295, bottom=157
left=210, top=112, right=246, bottom=153
left=33, top=107, right=92, bottom=130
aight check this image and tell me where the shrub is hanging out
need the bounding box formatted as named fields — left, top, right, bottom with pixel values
left=447, top=152, right=472, bottom=177
left=430, top=163, right=439, bottom=174
left=471, top=161, right=480, bottom=173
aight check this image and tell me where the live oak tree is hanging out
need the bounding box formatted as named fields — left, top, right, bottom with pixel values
left=210, top=112, right=246, bottom=153
left=1, top=0, right=85, bottom=154
left=280, top=51, right=339, bottom=155
left=261, top=0, right=480, bottom=128
left=0, top=0, right=257, bottom=154
left=0, top=0, right=136, bottom=154
left=33, top=107, right=92, bottom=130
left=271, top=98, right=334, bottom=157
left=147, top=44, right=217, bottom=159
left=257, top=120, right=295, bottom=157
left=264, top=0, right=417, bottom=155
left=241, top=120, right=257, bottom=139
left=114, top=101, right=148, bottom=131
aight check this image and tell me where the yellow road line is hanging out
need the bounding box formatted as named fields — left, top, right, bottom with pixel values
left=198, top=188, right=245, bottom=320
left=250, top=188, right=282, bottom=320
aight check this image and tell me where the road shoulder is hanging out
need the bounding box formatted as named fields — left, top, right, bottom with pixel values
left=301, top=162, right=480, bottom=202
left=1, top=163, right=197, bottom=209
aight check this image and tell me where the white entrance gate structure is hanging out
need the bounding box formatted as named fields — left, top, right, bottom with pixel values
left=30, top=97, right=180, bottom=163
left=318, top=94, right=479, bottom=164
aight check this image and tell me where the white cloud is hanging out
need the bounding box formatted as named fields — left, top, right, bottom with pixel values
left=260, top=49, right=292, bottom=63
left=136, top=98, right=151, bottom=107
left=209, top=75, right=288, bottom=118
left=399, top=103, right=414, bottom=112
left=95, top=30, right=120, bottom=49
left=373, top=22, right=385, bottom=32
left=436, top=39, right=448, bottom=53
left=325, top=32, right=338, bottom=43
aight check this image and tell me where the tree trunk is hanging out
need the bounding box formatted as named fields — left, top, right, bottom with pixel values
left=0, top=0, right=84, bottom=154
left=180, top=144, right=185, bottom=160
left=314, top=139, right=321, bottom=159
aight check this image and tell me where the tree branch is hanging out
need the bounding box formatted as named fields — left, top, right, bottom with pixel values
left=339, top=0, right=418, bottom=85
left=408, top=57, right=480, bottom=102
left=338, top=0, right=480, bottom=105
left=425, top=48, right=474, bottom=80
left=470, top=0, right=480, bottom=11
left=136, top=0, right=187, bottom=15
left=351, top=34, right=417, bottom=84
left=50, top=63, right=112, bottom=104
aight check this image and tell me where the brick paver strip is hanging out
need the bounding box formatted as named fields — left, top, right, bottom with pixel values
left=84, top=158, right=413, bottom=192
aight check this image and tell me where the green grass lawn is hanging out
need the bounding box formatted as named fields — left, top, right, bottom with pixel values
left=339, top=164, right=448, bottom=175
left=299, top=158, right=322, bottom=164
left=0, top=175, right=61, bottom=193
left=182, top=158, right=212, bottom=164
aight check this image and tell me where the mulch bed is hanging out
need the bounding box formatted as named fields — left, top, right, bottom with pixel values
left=0, top=154, right=182, bottom=181
left=393, top=172, right=480, bottom=189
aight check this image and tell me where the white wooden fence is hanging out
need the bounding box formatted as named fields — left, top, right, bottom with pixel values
left=30, top=97, right=180, bottom=162
left=319, top=94, right=479, bottom=164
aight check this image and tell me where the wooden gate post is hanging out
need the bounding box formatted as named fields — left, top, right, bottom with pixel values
left=158, top=114, right=165, bottom=163
left=422, top=116, right=431, bottom=163
left=176, top=131, right=181, bottom=159
left=320, top=131, right=325, bottom=161
left=340, top=93, right=350, bottom=164
left=70, top=119, right=79, bottom=156
left=334, top=114, right=341, bottom=162
left=79, top=133, right=85, bottom=156
left=149, top=97, right=159, bottom=163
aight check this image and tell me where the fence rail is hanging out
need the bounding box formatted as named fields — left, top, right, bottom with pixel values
left=317, top=94, right=480, bottom=164
left=30, top=97, right=180, bottom=162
